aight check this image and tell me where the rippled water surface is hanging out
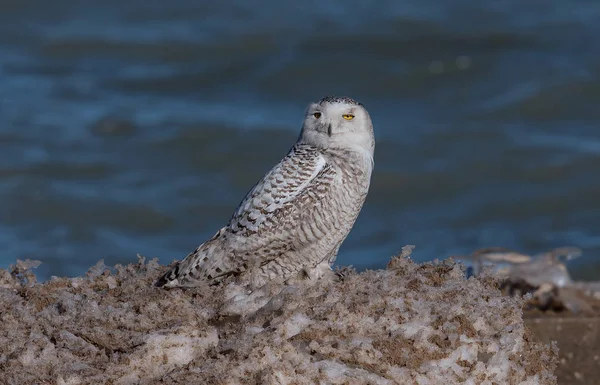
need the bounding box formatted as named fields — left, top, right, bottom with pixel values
left=1, top=0, right=600, bottom=280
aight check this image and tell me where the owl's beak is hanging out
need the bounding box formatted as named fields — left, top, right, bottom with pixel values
left=315, top=121, right=331, bottom=136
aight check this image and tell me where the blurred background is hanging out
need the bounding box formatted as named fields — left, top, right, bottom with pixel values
left=1, top=0, right=599, bottom=281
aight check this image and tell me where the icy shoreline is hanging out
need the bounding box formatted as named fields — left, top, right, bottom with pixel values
left=0, top=252, right=557, bottom=384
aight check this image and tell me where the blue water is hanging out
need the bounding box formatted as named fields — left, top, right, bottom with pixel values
left=1, top=0, right=599, bottom=280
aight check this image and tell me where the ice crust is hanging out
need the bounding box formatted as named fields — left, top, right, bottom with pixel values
left=0, top=254, right=557, bottom=384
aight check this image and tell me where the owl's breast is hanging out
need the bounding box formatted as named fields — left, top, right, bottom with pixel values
left=328, top=148, right=373, bottom=191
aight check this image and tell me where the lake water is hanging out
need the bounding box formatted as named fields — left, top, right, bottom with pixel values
left=1, top=0, right=599, bottom=281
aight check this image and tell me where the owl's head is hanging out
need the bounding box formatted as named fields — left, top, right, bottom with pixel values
left=299, top=96, right=375, bottom=156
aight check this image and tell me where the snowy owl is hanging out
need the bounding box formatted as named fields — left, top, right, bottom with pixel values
left=156, top=96, right=375, bottom=289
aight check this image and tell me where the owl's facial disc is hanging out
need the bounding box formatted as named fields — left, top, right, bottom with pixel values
left=299, top=96, right=374, bottom=155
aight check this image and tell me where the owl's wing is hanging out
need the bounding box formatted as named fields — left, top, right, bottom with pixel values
left=227, top=144, right=334, bottom=241
left=155, top=144, right=337, bottom=288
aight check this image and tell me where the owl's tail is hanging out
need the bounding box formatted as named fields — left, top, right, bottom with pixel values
left=154, top=228, right=230, bottom=288
left=154, top=262, right=183, bottom=288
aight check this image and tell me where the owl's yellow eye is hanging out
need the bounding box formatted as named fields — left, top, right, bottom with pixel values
left=313, top=112, right=321, bottom=119
left=342, top=114, right=354, bottom=120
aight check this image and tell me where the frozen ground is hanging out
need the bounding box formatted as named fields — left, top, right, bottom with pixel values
left=0, top=249, right=557, bottom=384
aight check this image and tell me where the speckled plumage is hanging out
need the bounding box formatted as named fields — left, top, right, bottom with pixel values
left=156, top=96, right=375, bottom=289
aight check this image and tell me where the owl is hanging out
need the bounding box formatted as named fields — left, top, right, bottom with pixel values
left=156, top=96, right=375, bottom=290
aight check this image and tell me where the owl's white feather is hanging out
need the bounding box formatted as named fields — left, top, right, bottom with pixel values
left=156, top=96, right=375, bottom=289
